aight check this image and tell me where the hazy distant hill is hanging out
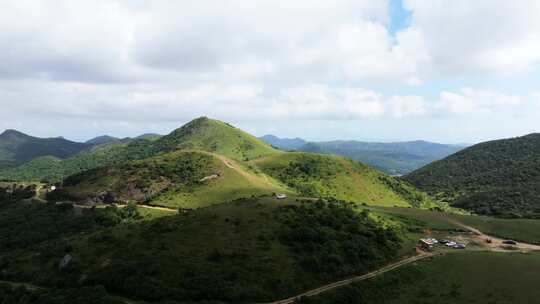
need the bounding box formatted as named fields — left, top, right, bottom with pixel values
left=260, top=135, right=466, bottom=175
left=259, top=134, right=308, bottom=150
left=0, top=129, right=89, bottom=169
left=405, top=133, right=540, bottom=217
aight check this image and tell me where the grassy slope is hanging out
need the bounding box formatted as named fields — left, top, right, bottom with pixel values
left=404, top=133, right=540, bottom=217
left=155, top=117, right=281, bottom=161
left=0, top=198, right=402, bottom=303
left=254, top=152, right=436, bottom=208
left=57, top=150, right=290, bottom=209
left=301, top=251, right=540, bottom=304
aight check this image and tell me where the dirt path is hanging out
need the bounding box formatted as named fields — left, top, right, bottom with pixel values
left=73, top=203, right=178, bottom=213
left=130, top=204, right=178, bottom=212
left=445, top=218, right=540, bottom=251
left=264, top=217, right=540, bottom=304
left=263, top=252, right=435, bottom=304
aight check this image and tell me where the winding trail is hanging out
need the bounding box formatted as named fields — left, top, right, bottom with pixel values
left=262, top=252, right=435, bottom=304
left=263, top=218, right=540, bottom=304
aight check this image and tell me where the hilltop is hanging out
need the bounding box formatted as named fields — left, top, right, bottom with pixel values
left=404, top=133, right=540, bottom=217
left=0, top=130, right=89, bottom=169
left=156, top=117, right=280, bottom=161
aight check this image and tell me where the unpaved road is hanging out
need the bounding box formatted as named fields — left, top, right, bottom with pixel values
left=262, top=252, right=435, bottom=304
left=445, top=218, right=540, bottom=251
left=264, top=218, right=540, bottom=304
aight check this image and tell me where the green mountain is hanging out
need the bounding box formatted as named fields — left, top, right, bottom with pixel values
left=0, top=130, right=89, bottom=169
left=404, top=133, right=540, bottom=217
left=0, top=117, right=435, bottom=211
left=156, top=117, right=280, bottom=161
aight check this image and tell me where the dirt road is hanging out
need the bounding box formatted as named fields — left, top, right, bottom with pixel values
left=445, top=218, right=540, bottom=251
left=263, top=251, right=435, bottom=304
left=264, top=218, right=540, bottom=304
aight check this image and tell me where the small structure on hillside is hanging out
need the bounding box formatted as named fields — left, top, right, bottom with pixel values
left=418, top=238, right=438, bottom=251
left=275, top=193, right=287, bottom=199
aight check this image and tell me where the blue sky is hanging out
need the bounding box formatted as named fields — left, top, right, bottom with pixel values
left=0, top=0, right=539, bottom=144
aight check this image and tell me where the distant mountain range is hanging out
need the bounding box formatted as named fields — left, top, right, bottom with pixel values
left=0, top=129, right=90, bottom=169
left=260, top=135, right=467, bottom=175
left=0, top=129, right=164, bottom=171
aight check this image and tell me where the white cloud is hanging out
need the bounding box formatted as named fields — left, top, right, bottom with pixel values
left=403, top=0, right=540, bottom=75
left=435, top=88, right=522, bottom=115
left=0, top=1, right=539, bottom=142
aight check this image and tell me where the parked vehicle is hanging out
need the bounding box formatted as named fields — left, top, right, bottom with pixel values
left=503, top=240, right=517, bottom=245
left=453, top=243, right=466, bottom=249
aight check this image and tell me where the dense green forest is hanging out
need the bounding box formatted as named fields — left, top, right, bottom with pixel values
left=0, top=199, right=403, bottom=303
left=405, top=133, right=540, bottom=217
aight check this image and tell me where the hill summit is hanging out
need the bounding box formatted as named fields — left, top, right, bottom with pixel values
left=155, top=117, right=280, bottom=161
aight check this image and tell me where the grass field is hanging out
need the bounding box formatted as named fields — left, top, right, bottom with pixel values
left=301, top=251, right=540, bottom=304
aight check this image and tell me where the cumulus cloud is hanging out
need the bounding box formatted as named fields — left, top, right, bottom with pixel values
left=435, top=88, right=522, bottom=115
left=403, top=0, right=540, bottom=75
left=0, top=1, right=539, bottom=142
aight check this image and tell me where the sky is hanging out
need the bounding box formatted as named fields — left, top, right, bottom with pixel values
left=1, top=0, right=540, bottom=144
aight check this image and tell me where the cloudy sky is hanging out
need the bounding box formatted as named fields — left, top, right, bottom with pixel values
left=1, top=0, right=540, bottom=144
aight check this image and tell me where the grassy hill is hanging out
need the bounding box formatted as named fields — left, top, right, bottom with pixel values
left=253, top=152, right=437, bottom=208
left=53, top=150, right=290, bottom=209
left=1, top=117, right=439, bottom=211
left=404, top=133, right=540, bottom=218
left=156, top=117, right=281, bottom=161
left=0, top=130, right=89, bottom=169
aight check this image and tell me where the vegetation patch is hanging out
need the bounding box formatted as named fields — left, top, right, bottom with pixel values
left=0, top=198, right=402, bottom=303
